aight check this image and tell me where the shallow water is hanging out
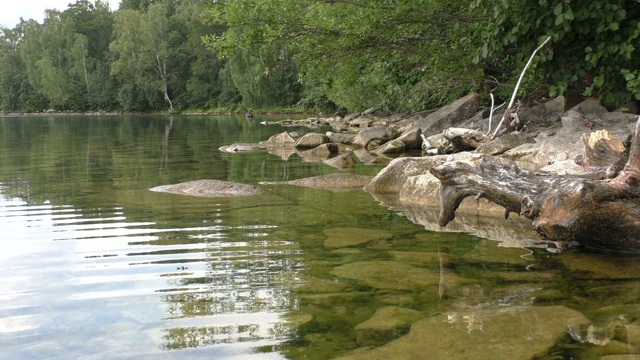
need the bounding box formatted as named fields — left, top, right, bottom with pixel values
left=1, top=115, right=640, bottom=359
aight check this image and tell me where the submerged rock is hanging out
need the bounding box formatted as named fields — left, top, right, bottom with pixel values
left=262, top=173, right=373, bottom=192
left=219, top=143, right=265, bottom=153
left=150, top=179, right=262, bottom=197
left=354, top=306, right=424, bottom=346
left=324, top=227, right=392, bottom=248
left=331, top=261, right=440, bottom=290
left=335, top=306, right=588, bottom=360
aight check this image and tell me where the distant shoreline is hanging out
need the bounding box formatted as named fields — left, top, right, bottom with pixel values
left=0, top=110, right=312, bottom=117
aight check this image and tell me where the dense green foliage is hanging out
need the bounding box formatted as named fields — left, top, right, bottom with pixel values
left=0, top=0, right=638, bottom=113
left=473, top=0, right=640, bottom=106
left=207, top=0, right=640, bottom=111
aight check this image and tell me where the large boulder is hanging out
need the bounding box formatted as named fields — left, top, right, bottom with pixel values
left=364, top=153, right=474, bottom=195
left=353, top=127, right=396, bottom=149
left=408, top=93, right=482, bottom=136
left=150, top=179, right=262, bottom=197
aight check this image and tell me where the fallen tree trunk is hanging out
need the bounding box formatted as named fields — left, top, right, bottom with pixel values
left=429, top=120, right=640, bottom=253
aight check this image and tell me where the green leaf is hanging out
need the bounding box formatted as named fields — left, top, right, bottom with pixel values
left=593, top=75, right=604, bottom=87
left=553, top=3, right=563, bottom=16
left=564, top=9, right=574, bottom=20
left=609, top=22, right=619, bottom=31
left=555, top=15, right=564, bottom=26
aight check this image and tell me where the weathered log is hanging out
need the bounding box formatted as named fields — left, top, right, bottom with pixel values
left=430, top=120, right=640, bottom=253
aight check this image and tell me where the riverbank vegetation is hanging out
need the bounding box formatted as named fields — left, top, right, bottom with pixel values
left=0, top=0, right=638, bottom=114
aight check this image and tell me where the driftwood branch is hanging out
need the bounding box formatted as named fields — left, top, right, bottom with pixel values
left=486, top=93, right=505, bottom=136
left=491, top=36, right=551, bottom=139
left=430, top=121, right=640, bottom=253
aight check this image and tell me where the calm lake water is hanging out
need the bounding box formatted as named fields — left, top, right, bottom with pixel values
left=2, top=115, right=640, bottom=359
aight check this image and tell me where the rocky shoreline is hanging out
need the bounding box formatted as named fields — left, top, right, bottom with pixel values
left=157, top=93, right=640, bottom=251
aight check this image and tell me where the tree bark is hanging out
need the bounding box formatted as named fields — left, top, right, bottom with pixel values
left=429, top=121, right=640, bottom=253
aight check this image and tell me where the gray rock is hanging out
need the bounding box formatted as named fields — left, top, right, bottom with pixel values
left=295, top=132, right=329, bottom=149
left=150, top=179, right=262, bottom=197
left=568, top=98, right=608, bottom=116
left=364, top=153, right=473, bottom=195
left=502, top=142, right=539, bottom=162
left=395, top=128, right=422, bottom=149
left=344, top=113, right=361, bottom=121
left=299, top=143, right=339, bottom=159
left=353, top=127, right=396, bottom=148
left=539, top=160, right=585, bottom=175
left=409, top=93, right=482, bottom=136
left=475, top=132, right=536, bottom=156
left=262, top=173, right=373, bottom=191
left=324, top=152, right=357, bottom=169
left=260, top=131, right=296, bottom=146
left=375, top=139, right=406, bottom=155
left=349, top=117, right=371, bottom=128
left=219, top=143, right=265, bottom=153
left=561, top=110, right=591, bottom=132
left=327, top=132, right=356, bottom=145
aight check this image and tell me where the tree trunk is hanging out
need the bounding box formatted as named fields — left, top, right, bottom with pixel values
left=429, top=121, right=640, bottom=253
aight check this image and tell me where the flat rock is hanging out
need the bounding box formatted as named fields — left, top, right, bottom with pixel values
left=262, top=173, right=373, bottom=191
left=324, top=227, right=392, bottom=248
left=354, top=306, right=424, bottom=346
left=335, top=306, right=588, bottom=360
left=331, top=261, right=440, bottom=290
left=150, top=179, right=262, bottom=197
left=475, top=132, right=536, bottom=156
left=219, top=143, right=265, bottom=153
